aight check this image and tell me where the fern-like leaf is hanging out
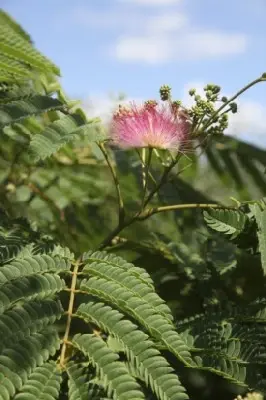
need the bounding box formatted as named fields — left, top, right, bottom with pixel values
left=67, top=362, right=106, bottom=400
left=0, top=274, right=65, bottom=313
left=77, top=300, right=189, bottom=400
left=0, top=95, right=64, bottom=129
left=29, top=114, right=106, bottom=161
left=0, top=299, right=63, bottom=351
left=0, top=328, right=60, bottom=395
left=80, top=252, right=192, bottom=366
left=250, top=202, right=266, bottom=274
left=72, top=333, right=146, bottom=399
left=178, top=300, right=266, bottom=386
left=203, top=208, right=248, bottom=239
left=0, top=254, right=71, bottom=284
left=0, top=10, right=59, bottom=76
left=13, top=360, right=61, bottom=400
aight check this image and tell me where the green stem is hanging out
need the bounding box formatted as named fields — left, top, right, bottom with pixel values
left=142, top=148, right=153, bottom=208
left=141, top=147, right=146, bottom=190
left=98, top=142, right=125, bottom=224
left=137, top=203, right=238, bottom=220
left=135, top=149, right=157, bottom=187
left=143, top=155, right=181, bottom=208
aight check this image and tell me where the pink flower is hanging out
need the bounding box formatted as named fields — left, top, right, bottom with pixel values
left=110, top=100, right=191, bottom=150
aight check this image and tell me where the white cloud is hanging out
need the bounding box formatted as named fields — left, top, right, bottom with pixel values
left=118, top=0, right=183, bottom=5
left=227, top=100, right=266, bottom=145
left=83, top=94, right=143, bottom=122
left=114, top=35, right=171, bottom=64
left=147, top=13, right=188, bottom=32
left=113, top=31, right=247, bottom=63
left=182, top=32, right=247, bottom=58
left=69, top=8, right=187, bottom=33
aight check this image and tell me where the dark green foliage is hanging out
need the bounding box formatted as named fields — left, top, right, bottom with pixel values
left=1, top=9, right=266, bottom=400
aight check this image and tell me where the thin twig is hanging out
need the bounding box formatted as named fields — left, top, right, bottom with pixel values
left=143, top=155, right=181, bottom=207
left=98, top=142, right=125, bottom=224
left=135, top=148, right=157, bottom=186
left=142, top=148, right=153, bottom=208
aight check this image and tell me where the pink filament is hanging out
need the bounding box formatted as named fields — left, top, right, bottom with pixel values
left=110, top=102, right=191, bottom=150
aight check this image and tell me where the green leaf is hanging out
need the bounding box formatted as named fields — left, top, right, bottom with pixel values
left=77, top=301, right=189, bottom=400
left=80, top=251, right=192, bottom=366
left=203, top=208, right=248, bottom=239
left=0, top=274, right=65, bottom=313
left=72, top=334, right=145, bottom=400
left=0, top=255, right=71, bottom=285
left=0, top=329, right=60, bottom=394
left=0, top=95, right=64, bottom=129
left=0, top=11, right=59, bottom=76
left=250, top=202, right=266, bottom=274
left=29, top=114, right=106, bottom=161
left=67, top=362, right=105, bottom=400
left=0, top=299, right=63, bottom=351
left=13, top=361, right=61, bottom=400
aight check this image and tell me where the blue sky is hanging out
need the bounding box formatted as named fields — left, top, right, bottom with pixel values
left=3, top=0, right=266, bottom=144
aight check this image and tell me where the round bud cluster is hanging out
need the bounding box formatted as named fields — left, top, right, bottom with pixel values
left=187, top=82, right=238, bottom=137
left=159, top=85, right=171, bottom=101
left=207, top=113, right=229, bottom=136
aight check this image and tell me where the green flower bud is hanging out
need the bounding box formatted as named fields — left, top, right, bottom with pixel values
left=221, top=113, right=228, bottom=121
left=172, top=100, right=182, bottom=106
left=230, top=102, right=238, bottom=113
left=206, top=84, right=214, bottom=91
left=221, top=96, right=228, bottom=102
left=206, top=90, right=213, bottom=100
left=189, top=88, right=196, bottom=96
left=159, top=85, right=171, bottom=101
left=212, top=85, right=221, bottom=94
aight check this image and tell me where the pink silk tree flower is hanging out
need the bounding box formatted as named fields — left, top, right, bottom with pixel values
left=110, top=100, right=191, bottom=150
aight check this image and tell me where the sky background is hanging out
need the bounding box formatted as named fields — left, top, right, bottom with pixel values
left=2, top=0, right=266, bottom=146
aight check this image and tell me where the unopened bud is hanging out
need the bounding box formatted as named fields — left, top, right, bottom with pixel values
left=230, top=102, right=238, bottom=113
left=159, top=85, right=171, bottom=101
left=189, top=88, right=196, bottom=96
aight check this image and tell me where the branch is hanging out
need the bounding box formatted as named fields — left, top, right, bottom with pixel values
left=98, top=202, right=237, bottom=249
left=98, top=142, right=125, bottom=224
left=137, top=203, right=238, bottom=220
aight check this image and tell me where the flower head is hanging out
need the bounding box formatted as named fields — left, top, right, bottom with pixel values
left=110, top=100, right=191, bottom=150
